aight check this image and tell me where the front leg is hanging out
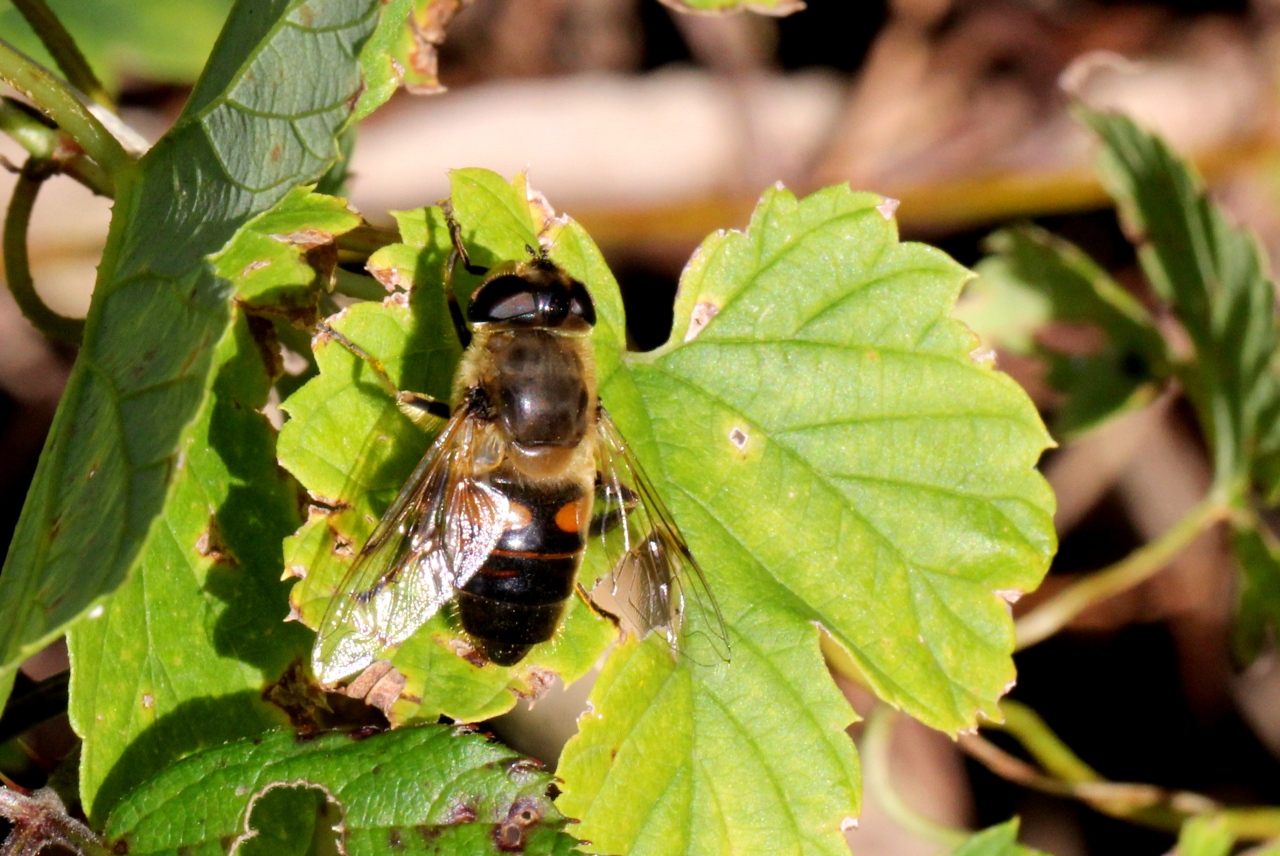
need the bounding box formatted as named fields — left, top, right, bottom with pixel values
left=317, top=322, right=451, bottom=433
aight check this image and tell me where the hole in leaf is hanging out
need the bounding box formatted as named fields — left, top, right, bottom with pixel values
left=235, top=783, right=342, bottom=856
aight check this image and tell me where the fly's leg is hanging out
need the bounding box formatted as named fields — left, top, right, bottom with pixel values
left=316, top=322, right=450, bottom=433
left=441, top=200, right=487, bottom=350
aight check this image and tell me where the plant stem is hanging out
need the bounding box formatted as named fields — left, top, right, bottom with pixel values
left=1015, top=493, right=1230, bottom=650
left=0, top=787, right=110, bottom=856
left=9, top=0, right=111, bottom=109
left=861, top=705, right=970, bottom=849
left=0, top=38, right=131, bottom=184
left=3, top=158, right=86, bottom=343
left=962, top=700, right=1280, bottom=842
left=0, top=97, right=112, bottom=197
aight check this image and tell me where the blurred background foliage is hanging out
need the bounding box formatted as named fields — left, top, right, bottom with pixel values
left=3, top=1, right=1280, bottom=854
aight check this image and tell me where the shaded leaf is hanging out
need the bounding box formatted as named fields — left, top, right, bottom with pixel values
left=0, top=0, right=386, bottom=707
left=1076, top=106, right=1280, bottom=661
left=102, top=726, right=577, bottom=856
left=951, top=819, right=1047, bottom=856
left=1078, top=105, right=1280, bottom=495
left=66, top=187, right=360, bottom=824
left=1230, top=521, right=1280, bottom=663
left=559, top=182, right=1055, bottom=854
left=967, top=224, right=1167, bottom=436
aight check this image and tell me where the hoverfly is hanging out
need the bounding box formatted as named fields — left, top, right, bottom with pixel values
left=311, top=213, right=729, bottom=686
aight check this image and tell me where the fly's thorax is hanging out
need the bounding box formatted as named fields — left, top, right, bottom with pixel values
left=460, top=328, right=597, bottom=475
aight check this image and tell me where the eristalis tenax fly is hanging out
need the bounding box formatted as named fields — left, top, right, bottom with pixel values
left=310, top=204, right=729, bottom=687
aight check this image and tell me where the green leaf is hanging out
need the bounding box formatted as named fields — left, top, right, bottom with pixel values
left=950, top=819, right=1047, bottom=856
left=279, top=181, right=614, bottom=725
left=559, top=183, right=1055, bottom=854
left=67, top=187, right=361, bottom=824
left=1174, top=815, right=1233, bottom=856
left=103, top=726, right=578, bottom=856
left=1076, top=106, right=1280, bottom=662
left=0, top=0, right=385, bottom=707
left=0, top=0, right=234, bottom=91
left=1229, top=520, right=1280, bottom=663
left=1078, top=105, right=1280, bottom=495
left=355, top=0, right=469, bottom=119
left=967, top=224, right=1167, bottom=436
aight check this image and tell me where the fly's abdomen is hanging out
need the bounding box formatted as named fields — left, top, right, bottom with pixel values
left=457, top=476, right=591, bottom=666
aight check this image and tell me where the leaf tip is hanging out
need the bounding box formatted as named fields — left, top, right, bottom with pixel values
left=875, top=197, right=899, bottom=221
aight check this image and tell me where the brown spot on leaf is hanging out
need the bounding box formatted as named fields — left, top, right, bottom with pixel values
left=113, top=838, right=129, bottom=854
left=239, top=259, right=271, bottom=279
left=495, top=798, right=543, bottom=852
left=514, top=667, right=556, bottom=702
left=684, top=301, right=719, bottom=342
left=388, top=828, right=404, bottom=850
left=368, top=260, right=410, bottom=292
left=330, top=525, right=355, bottom=557
left=404, top=0, right=468, bottom=93
left=446, top=801, right=477, bottom=824
left=449, top=638, right=489, bottom=668
left=196, top=516, right=239, bottom=567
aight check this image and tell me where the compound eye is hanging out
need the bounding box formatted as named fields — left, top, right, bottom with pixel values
left=567, top=280, right=596, bottom=326
left=470, top=275, right=539, bottom=323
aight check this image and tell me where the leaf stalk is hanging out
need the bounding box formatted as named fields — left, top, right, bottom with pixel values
left=0, top=38, right=131, bottom=185
left=0, top=97, right=112, bottom=196
left=9, top=0, right=112, bottom=110
left=3, top=157, right=86, bottom=343
left=0, top=787, right=110, bottom=856
left=964, top=699, right=1280, bottom=842
left=861, top=705, right=970, bottom=849
left=1015, top=493, right=1230, bottom=650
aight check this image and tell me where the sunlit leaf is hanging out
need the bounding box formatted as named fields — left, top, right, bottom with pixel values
left=279, top=177, right=616, bottom=725
left=282, top=171, right=1054, bottom=853
left=556, top=181, right=1055, bottom=854
left=103, top=726, right=576, bottom=856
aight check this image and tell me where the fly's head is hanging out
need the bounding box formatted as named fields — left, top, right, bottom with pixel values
left=467, top=257, right=596, bottom=336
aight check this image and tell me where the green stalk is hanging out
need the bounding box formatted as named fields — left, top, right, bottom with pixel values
left=967, top=700, right=1280, bottom=842
left=9, top=0, right=111, bottom=109
left=0, top=38, right=131, bottom=184
left=1015, top=493, right=1229, bottom=650
left=0, top=787, right=110, bottom=856
left=0, top=97, right=112, bottom=197
left=861, top=705, right=970, bottom=849
left=3, top=158, right=86, bottom=343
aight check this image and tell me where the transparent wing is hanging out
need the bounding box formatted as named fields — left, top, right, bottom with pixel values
left=312, top=408, right=509, bottom=685
left=593, top=407, right=730, bottom=664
